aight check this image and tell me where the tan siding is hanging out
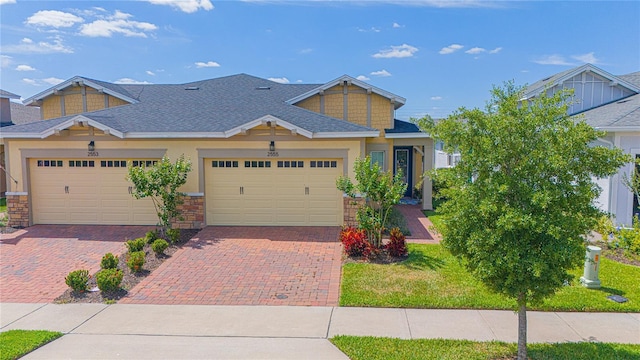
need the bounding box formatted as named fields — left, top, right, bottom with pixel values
left=108, top=96, right=129, bottom=107
left=324, top=93, right=343, bottom=119
left=296, top=95, right=320, bottom=113
left=64, top=93, right=83, bottom=115
left=42, top=96, right=62, bottom=120
left=86, top=93, right=106, bottom=112
left=347, top=92, right=367, bottom=126
left=370, top=93, right=392, bottom=131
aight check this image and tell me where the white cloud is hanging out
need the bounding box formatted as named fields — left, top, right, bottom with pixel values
left=299, top=48, right=313, bottom=54
left=26, top=10, right=84, bottom=28
left=195, top=61, right=220, bottom=68
left=114, top=78, right=152, bottom=84
left=356, top=75, right=370, bottom=81
left=532, top=54, right=574, bottom=66
left=572, top=52, right=599, bottom=64
left=16, top=64, right=36, bottom=71
left=42, top=77, right=64, bottom=85
left=146, top=70, right=156, bottom=76
left=0, top=0, right=17, bottom=4
left=1, top=55, right=13, bottom=68
left=148, top=0, right=214, bottom=13
left=268, top=77, right=290, bottom=84
left=439, top=44, right=463, bottom=55
left=465, top=47, right=485, bottom=54
left=22, top=78, right=39, bottom=86
left=1, top=37, right=73, bottom=54
left=372, top=44, right=418, bottom=58
left=392, top=22, right=402, bottom=28
left=370, top=69, right=392, bottom=77
left=358, top=27, right=381, bottom=33
left=430, top=96, right=442, bottom=100
left=79, top=11, right=157, bottom=38
left=489, top=47, right=502, bottom=54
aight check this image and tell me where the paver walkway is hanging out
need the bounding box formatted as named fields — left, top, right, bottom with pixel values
left=396, top=204, right=441, bottom=243
left=0, top=225, right=155, bottom=303
left=121, top=226, right=342, bottom=306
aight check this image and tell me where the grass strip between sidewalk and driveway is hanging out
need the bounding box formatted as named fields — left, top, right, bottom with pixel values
left=341, top=243, right=640, bottom=311
left=330, top=336, right=640, bottom=360
left=0, top=330, right=63, bottom=360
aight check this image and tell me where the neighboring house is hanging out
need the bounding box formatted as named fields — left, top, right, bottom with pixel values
left=523, top=64, right=640, bottom=226
left=434, top=140, right=460, bottom=169
left=0, top=74, right=433, bottom=228
left=1, top=89, right=41, bottom=196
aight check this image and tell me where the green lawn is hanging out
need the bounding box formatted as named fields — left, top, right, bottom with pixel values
left=0, top=330, right=62, bottom=360
left=0, top=197, right=6, bottom=213
left=330, top=337, right=640, bottom=360
left=423, top=198, right=444, bottom=232
left=340, top=243, right=640, bottom=311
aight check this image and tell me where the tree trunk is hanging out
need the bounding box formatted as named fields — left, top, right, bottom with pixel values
left=517, top=293, right=528, bottom=360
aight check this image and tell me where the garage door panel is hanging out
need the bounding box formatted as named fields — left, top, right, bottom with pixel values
left=30, top=158, right=157, bottom=225
left=206, top=158, right=342, bottom=226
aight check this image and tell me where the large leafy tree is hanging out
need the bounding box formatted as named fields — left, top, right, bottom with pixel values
left=127, top=155, right=192, bottom=235
left=417, top=83, right=629, bottom=360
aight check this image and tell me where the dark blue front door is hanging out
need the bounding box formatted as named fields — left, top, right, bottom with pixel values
left=394, top=147, right=413, bottom=197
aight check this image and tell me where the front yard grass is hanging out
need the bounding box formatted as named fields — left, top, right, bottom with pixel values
left=330, top=336, right=640, bottom=360
left=0, top=330, right=62, bottom=360
left=0, top=197, right=6, bottom=213
left=340, top=243, right=640, bottom=311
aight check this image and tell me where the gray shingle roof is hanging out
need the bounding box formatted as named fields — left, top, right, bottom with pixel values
left=2, top=74, right=378, bottom=137
left=619, top=71, right=640, bottom=88
left=578, top=93, right=640, bottom=129
left=9, top=102, right=41, bottom=125
left=0, top=89, right=20, bottom=99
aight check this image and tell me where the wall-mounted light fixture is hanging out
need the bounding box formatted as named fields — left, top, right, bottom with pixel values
left=269, top=141, right=275, bottom=152
left=88, top=141, right=95, bottom=152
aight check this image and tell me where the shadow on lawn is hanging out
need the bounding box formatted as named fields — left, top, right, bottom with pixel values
left=401, top=249, right=446, bottom=270
left=529, top=341, right=640, bottom=359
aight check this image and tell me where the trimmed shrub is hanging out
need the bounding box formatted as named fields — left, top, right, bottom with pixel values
left=166, top=228, right=180, bottom=243
left=65, top=269, right=89, bottom=292
left=152, top=239, right=169, bottom=255
left=100, top=253, right=119, bottom=270
left=340, top=227, right=370, bottom=257
left=96, top=269, right=123, bottom=292
left=125, top=238, right=146, bottom=253
left=144, top=230, right=158, bottom=244
left=386, top=227, right=408, bottom=257
left=127, top=251, right=145, bottom=272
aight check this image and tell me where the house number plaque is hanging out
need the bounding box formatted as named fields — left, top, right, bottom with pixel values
left=267, top=151, right=279, bottom=157
left=87, top=151, right=100, bottom=157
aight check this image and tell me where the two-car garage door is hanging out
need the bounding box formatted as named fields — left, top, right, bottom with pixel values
left=30, top=159, right=157, bottom=225
left=205, top=158, right=343, bottom=226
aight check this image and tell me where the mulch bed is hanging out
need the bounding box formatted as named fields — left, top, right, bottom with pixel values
left=54, top=229, right=200, bottom=304
left=602, top=247, right=640, bottom=267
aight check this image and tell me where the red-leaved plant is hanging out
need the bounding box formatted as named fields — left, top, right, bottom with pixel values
left=385, top=227, right=407, bottom=257
left=340, top=227, right=370, bottom=257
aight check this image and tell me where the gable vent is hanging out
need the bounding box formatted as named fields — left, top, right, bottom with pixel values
left=185, top=86, right=199, bottom=90
left=256, top=86, right=271, bottom=90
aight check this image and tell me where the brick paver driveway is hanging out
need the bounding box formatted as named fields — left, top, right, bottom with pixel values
left=121, top=226, right=342, bottom=306
left=0, top=225, right=155, bottom=303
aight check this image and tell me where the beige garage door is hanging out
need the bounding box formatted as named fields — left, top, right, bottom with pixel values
left=205, top=159, right=343, bottom=226
left=30, top=159, right=157, bottom=225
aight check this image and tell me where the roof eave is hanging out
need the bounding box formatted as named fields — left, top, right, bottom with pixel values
left=23, top=76, right=139, bottom=106
left=385, top=132, right=431, bottom=139
left=286, top=75, right=406, bottom=109
left=313, top=131, right=380, bottom=138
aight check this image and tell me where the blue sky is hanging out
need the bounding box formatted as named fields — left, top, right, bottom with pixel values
left=1, top=0, right=638, bottom=120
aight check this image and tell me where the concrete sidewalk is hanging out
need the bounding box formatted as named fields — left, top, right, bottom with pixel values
left=1, top=303, right=639, bottom=359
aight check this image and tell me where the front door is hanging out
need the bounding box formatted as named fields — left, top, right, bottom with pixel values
left=394, top=147, right=413, bottom=197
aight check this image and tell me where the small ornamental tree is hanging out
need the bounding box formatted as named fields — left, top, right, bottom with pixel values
left=621, top=158, right=640, bottom=217
left=417, top=82, right=630, bottom=360
left=337, top=155, right=407, bottom=248
left=127, top=155, right=192, bottom=236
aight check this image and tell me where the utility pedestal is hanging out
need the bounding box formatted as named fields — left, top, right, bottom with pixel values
left=580, top=245, right=601, bottom=289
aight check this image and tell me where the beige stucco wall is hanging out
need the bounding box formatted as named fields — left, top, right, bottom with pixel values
left=3, top=131, right=364, bottom=195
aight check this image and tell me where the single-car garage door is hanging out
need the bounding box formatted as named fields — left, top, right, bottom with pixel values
left=205, top=158, right=343, bottom=226
left=30, top=158, right=157, bottom=225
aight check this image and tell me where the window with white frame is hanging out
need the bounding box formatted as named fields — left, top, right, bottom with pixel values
left=370, top=151, right=385, bottom=170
